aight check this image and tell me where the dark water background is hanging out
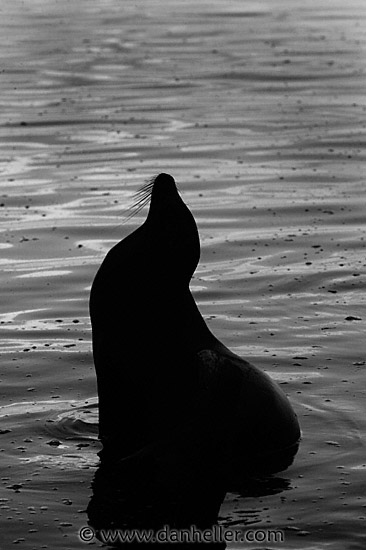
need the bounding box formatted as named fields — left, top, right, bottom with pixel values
left=0, top=0, right=366, bottom=548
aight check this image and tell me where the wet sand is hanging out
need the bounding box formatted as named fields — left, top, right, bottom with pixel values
left=0, top=0, right=366, bottom=548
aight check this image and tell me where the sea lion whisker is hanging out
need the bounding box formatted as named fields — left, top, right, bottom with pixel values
left=124, top=196, right=151, bottom=221
left=124, top=174, right=179, bottom=222
left=136, top=181, right=154, bottom=192
left=131, top=178, right=155, bottom=200
left=125, top=177, right=157, bottom=219
left=138, top=176, right=156, bottom=191
left=131, top=193, right=151, bottom=206
left=130, top=194, right=152, bottom=211
left=134, top=184, right=152, bottom=194
left=126, top=199, right=149, bottom=215
left=133, top=184, right=154, bottom=199
left=133, top=189, right=153, bottom=200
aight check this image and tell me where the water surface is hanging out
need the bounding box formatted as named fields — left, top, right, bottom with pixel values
left=0, top=0, right=366, bottom=548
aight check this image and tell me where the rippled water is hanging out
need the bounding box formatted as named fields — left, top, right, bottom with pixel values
left=1, top=0, right=366, bottom=548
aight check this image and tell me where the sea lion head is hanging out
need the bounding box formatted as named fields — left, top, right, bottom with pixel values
left=137, top=173, right=200, bottom=286
left=149, top=173, right=179, bottom=211
left=91, top=173, right=201, bottom=328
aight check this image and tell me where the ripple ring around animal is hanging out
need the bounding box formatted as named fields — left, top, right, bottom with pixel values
left=88, top=173, right=301, bottom=536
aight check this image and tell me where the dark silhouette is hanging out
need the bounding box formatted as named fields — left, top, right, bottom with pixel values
left=87, top=173, right=300, bottom=546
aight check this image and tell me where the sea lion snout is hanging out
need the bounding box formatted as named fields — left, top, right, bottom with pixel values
left=151, top=172, right=177, bottom=194
left=148, top=173, right=183, bottom=212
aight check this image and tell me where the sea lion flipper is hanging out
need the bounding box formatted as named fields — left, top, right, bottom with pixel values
left=195, top=348, right=301, bottom=482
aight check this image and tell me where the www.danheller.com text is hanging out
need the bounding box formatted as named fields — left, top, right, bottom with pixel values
left=79, top=525, right=285, bottom=544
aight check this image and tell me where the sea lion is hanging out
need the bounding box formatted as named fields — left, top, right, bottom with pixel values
left=88, top=173, right=300, bottom=539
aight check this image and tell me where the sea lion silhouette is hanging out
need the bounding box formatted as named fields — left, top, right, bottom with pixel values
left=88, top=173, right=300, bottom=541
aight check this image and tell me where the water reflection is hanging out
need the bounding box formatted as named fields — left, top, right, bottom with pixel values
left=87, top=449, right=297, bottom=548
left=87, top=446, right=298, bottom=548
left=88, top=451, right=227, bottom=547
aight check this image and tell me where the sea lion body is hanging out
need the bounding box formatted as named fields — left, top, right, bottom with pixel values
left=90, top=175, right=219, bottom=458
left=89, top=174, right=300, bottom=522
